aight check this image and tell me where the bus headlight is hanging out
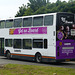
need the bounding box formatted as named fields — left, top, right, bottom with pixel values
left=4, top=49, right=6, bottom=54
left=59, top=42, right=62, bottom=46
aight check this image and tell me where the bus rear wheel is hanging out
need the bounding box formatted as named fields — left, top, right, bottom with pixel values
left=35, top=53, right=42, bottom=63
left=7, top=52, right=11, bottom=59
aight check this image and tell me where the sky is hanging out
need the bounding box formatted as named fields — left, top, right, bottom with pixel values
left=0, top=0, right=69, bottom=19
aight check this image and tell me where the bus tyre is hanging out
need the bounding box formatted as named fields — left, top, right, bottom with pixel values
left=35, top=53, right=42, bottom=63
left=7, top=52, right=11, bottom=59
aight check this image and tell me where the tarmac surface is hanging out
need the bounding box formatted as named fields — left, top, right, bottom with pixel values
left=0, top=56, right=75, bottom=69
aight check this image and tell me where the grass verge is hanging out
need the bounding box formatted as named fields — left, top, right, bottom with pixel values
left=0, top=64, right=75, bottom=75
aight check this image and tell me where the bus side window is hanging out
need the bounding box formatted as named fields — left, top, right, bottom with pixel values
left=33, top=16, right=43, bottom=26
left=14, top=18, right=22, bottom=27
left=13, top=39, right=21, bottom=49
left=6, top=19, right=13, bottom=28
left=5, top=39, right=12, bottom=47
left=23, top=17, right=32, bottom=27
left=44, top=39, right=47, bottom=49
left=0, top=20, right=5, bottom=28
left=23, top=39, right=32, bottom=50
left=33, top=39, right=43, bottom=48
left=44, top=15, right=53, bottom=26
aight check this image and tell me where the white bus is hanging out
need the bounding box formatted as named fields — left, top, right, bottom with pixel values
left=0, top=12, right=75, bottom=62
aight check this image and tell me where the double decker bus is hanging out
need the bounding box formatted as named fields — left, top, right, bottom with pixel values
left=0, top=12, right=75, bottom=62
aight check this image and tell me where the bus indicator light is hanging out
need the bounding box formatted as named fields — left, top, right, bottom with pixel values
left=59, top=42, right=62, bottom=46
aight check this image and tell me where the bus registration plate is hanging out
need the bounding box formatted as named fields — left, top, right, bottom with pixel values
left=66, top=59, right=70, bottom=61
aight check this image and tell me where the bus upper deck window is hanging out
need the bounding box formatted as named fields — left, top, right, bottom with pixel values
left=23, top=17, right=32, bottom=27
left=44, top=15, right=53, bottom=26
left=33, top=16, right=43, bottom=26
left=14, top=18, right=22, bottom=27
left=0, top=21, right=5, bottom=28
left=6, top=19, right=13, bottom=28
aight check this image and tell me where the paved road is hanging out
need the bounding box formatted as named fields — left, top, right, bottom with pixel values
left=0, top=56, right=75, bottom=69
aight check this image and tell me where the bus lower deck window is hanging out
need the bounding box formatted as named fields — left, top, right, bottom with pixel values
left=44, top=39, right=47, bottom=49
left=13, top=39, right=21, bottom=49
left=23, top=39, right=32, bottom=49
left=33, top=39, right=43, bottom=48
left=5, top=39, right=12, bottom=47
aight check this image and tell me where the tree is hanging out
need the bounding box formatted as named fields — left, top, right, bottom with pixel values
left=34, top=6, right=47, bottom=14
left=15, top=0, right=75, bottom=17
left=15, top=4, right=26, bottom=17
left=24, top=8, right=33, bottom=16
left=69, top=0, right=75, bottom=3
left=27, top=0, right=50, bottom=12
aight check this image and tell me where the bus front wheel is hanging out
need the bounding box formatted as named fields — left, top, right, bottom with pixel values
left=35, top=53, right=42, bottom=63
left=7, top=52, right=11, bottom=59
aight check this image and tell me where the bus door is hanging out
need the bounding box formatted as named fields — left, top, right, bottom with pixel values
left=0, top=38, right=4, bottom=56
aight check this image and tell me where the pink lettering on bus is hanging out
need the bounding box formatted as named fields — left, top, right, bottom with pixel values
left=9, top=27, right=47, bottom=35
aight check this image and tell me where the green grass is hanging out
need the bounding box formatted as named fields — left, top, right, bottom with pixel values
left=0, top=64, right=75, bottom=75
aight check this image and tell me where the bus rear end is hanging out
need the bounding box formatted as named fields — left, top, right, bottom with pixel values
left=56, top=13, right=75, bottom=62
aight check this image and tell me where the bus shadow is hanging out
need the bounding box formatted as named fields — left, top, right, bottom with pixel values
left=11, top=58, right=75, bottom=67
left=43, top=62, right=75, bottom=68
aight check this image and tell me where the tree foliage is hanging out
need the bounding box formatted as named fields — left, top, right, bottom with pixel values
left=27, top=0, right=49, bottom=12
left=15, top=0, right=75, bottom=17
left=15, top=4, right=26, bottom=17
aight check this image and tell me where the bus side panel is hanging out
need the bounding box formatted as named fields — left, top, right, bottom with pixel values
left=47, top=22, right=56, bottom=61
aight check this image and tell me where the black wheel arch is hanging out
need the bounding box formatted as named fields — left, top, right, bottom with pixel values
left=35, top=52, right=42, bottom=57
left=6, top=50, right=10, bottom=56
left=35, top=52, right=42, bottom=63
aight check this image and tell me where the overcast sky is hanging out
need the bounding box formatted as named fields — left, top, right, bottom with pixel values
left=0, top=0, right=69, bottom=19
